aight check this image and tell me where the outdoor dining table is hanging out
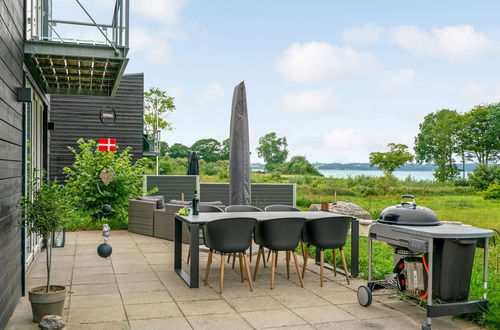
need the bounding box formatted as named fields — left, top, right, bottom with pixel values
left=174, top=211, right=360, bottom=288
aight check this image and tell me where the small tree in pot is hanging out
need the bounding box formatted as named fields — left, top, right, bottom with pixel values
left=19, top=173, right=70, bottom=323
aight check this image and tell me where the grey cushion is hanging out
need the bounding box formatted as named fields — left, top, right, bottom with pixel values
left=138, top=196, right=165, bottom=209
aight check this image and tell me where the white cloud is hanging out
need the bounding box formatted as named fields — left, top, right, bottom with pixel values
left=343, top=23, right=383, bottom=45
left=280, top=89, right=339, bottom=113
left=321, top=128, right=368, bottom=150
left=197, top=82, right=226, bottom=103
left=461, top=82, right=500, bottom=106
left=131, top=0, right=188, bottom=24
left=130, top=28, right=171, bottom=63
left=391, top=25, right=500, bottom=59
left=276, top=42, right=381, bottom=83
left=377, top=69, right=416, bottom=93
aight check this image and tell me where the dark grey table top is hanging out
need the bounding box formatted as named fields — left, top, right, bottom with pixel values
left=371, top=222, right=494, bottom=239
left=175, top=211, right=353, bottom=224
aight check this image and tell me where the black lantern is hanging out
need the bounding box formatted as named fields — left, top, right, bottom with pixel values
left=52, top=227, right=66, bottom=248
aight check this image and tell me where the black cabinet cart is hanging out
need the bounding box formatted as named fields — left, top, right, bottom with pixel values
left=358, top=222, right=493, bottom=330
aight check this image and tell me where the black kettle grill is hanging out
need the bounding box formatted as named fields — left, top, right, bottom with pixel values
left=378, top=195, right=439, bottom=226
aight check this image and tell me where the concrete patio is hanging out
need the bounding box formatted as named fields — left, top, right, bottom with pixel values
left=7, top=231, right=479, bottom=330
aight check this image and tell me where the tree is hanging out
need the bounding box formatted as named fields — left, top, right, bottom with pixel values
left=282, top=156, right=323, bottom=176
left=219, top=138, right=230, bottom=160
left=159, top=141, right=169, bottom=156
left=369, top=143, right=414, bottom=177
left=458, top=103, right=500, bottom=165
left=191, top=138, right=222, bottom=162
left=168, top=143, right=190, bottom=159
left=143, top=87, right=176, bottom=136
left=256, top=132, right=288, bottom=171
left=414, top=109, right=461, bottom=181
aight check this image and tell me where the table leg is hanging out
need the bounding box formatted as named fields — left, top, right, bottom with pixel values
left=174, top=217, right=182, bottom=271
left=368, top=237, right=372, bottom=282
left=351, top=218, right=359, bottom=278
left=426, top=238, right=433, bottom=327
left=483, top=237, right=488, bottom=301
left=189, top=223, right=200, bottom=288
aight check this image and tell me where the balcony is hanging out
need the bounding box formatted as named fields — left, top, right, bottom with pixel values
left=24, top=0, right=129, bottom=97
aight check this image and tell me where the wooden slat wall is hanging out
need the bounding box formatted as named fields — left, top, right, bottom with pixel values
left=200, top=183, right=296, bottom=209
left=145, top=175, right=199, bottom=202
left=0, top=0, right=24, bottom=327
left=49, top=73, right=144, bottom=180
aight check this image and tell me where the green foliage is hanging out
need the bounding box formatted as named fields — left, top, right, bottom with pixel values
left=19, top=172, right=70, bottom=292
left=281, top=156, right=323, bottom=176
left=220, top=138, right=230, bottom=160
left=19, top=173, right=70, bottom=241
left=468, top=165, right=500, bottom=190
left=256, top=132, right=288, bottom=171
left=144, top=87, right=175, bottom=134
left=159, top=141, right=169, bottom=156
left=369, top=143, right=414, bottom=176
left=414, top=109, right=461, bottom=181
left=458, top=103, right=500, bottom=165
left=63, top=139, right=149, bottom=229
left=158, top=156, right=188, bottom=175
left=168, top=143, right=190, bottom=158
left=481, top=182, right=500, bottom=199
left=191, top=138, right=222, bottom=162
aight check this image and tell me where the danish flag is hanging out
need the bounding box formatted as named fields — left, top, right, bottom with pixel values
left=98, top=138, right=116, bottom=151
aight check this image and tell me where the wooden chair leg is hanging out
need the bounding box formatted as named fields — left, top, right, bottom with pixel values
left=232, top=253, right=236, bottom=269
left=300, top=241, right=305, bottom=260
left=332, top=249, right=337, bottom=276
left=227, top=253, right=231, bottom=263
left=275, top=251, right=279, bottom=268
left=320, top=249, right=324, bottom=287
left=340, top=249, right=350, bottom=285
left=267, top=249, right=271, bottom=263
left=271, top=251, right=276, bottom=289
left=292, top=251, right=304, bottom=287
left=253, top=246, right=263, bottom=281
left=204, top=250, right=213, bottom=286
left=262, top=248, right=267, bottom=268
left=243, top=253, right=253, bottom=291
left=187, top=249, right=190, bottom=264
left=239, top=252, right=244, bottom=282
left=286, top=250, right=290, bottom=279
left=220, top=254, right=225, bottom=294
left=301, top=245, right=310, bottom=278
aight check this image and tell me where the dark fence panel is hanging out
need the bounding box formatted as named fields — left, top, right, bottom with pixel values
left=200, top=183, right=296, bottom=209
left=145, top=175, right=199, bottom=202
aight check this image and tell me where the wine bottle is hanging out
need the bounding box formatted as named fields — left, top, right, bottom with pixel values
left=192, top=190, right=199, bottom=215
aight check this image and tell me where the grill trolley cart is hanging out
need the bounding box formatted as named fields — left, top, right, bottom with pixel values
left=357, top=222, right=493, bottom=330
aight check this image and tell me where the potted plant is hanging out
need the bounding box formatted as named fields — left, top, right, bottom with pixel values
left=19, top=173, right=70, bottom=323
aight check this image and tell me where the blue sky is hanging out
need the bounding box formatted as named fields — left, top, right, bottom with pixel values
left=55, top=0, right=500, bottom=162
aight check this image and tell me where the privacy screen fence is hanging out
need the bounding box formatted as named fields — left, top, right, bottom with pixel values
left=144, top=176, right=296, bottom=208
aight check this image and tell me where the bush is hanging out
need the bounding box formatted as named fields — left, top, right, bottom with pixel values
left=64, top=139, right=151, bottom=229
left=468, top=165, right=500, bottom=190
left=281, top=156, right=323, bottom=176
left=481, top=182, right=500, bottom=199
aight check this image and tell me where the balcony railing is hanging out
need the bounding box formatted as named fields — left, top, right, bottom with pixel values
left=26, top=0, right=129, bottom=50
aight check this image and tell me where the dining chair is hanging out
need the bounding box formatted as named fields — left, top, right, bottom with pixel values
left=253, top=217, right=306, bottom=289
left=225, top=205, right=263, bottom=264
left=203, top=218, right=256, bottom=293
left=263, top=205, right=304, bottom=263
left=187, top=204, right=224, bottom=264
left=301, top=216, right=351, bottom=285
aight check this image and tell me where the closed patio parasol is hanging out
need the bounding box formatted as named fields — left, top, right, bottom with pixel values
left=187, top=151, right=200, bottom=175
left=229, top=81, right=251, bottom=205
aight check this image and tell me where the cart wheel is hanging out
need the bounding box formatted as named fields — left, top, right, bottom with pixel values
left=357, top=286, right=372, bottom=307
left=421, top=324, right=431, bottom=330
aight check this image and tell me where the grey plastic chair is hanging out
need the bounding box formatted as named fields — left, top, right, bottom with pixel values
left=187, top=204, right=224, bottom=264
left=264, top=205, right=301, bottom=212
left=224, top=205, right=262, bottom=263
left=203, top=218, right=256, bottom=293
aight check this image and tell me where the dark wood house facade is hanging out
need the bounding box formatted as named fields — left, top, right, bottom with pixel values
left=49, top=73, right=144, bottom=180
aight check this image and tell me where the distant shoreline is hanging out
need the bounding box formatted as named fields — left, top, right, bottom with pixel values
left=251, top=163, right=478, bottom=172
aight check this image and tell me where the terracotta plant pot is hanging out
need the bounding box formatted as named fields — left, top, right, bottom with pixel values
left=28, top=285, right=67, bottom=323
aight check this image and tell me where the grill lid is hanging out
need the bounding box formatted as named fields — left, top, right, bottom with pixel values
left=378, top=195, right=439, bottom=226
